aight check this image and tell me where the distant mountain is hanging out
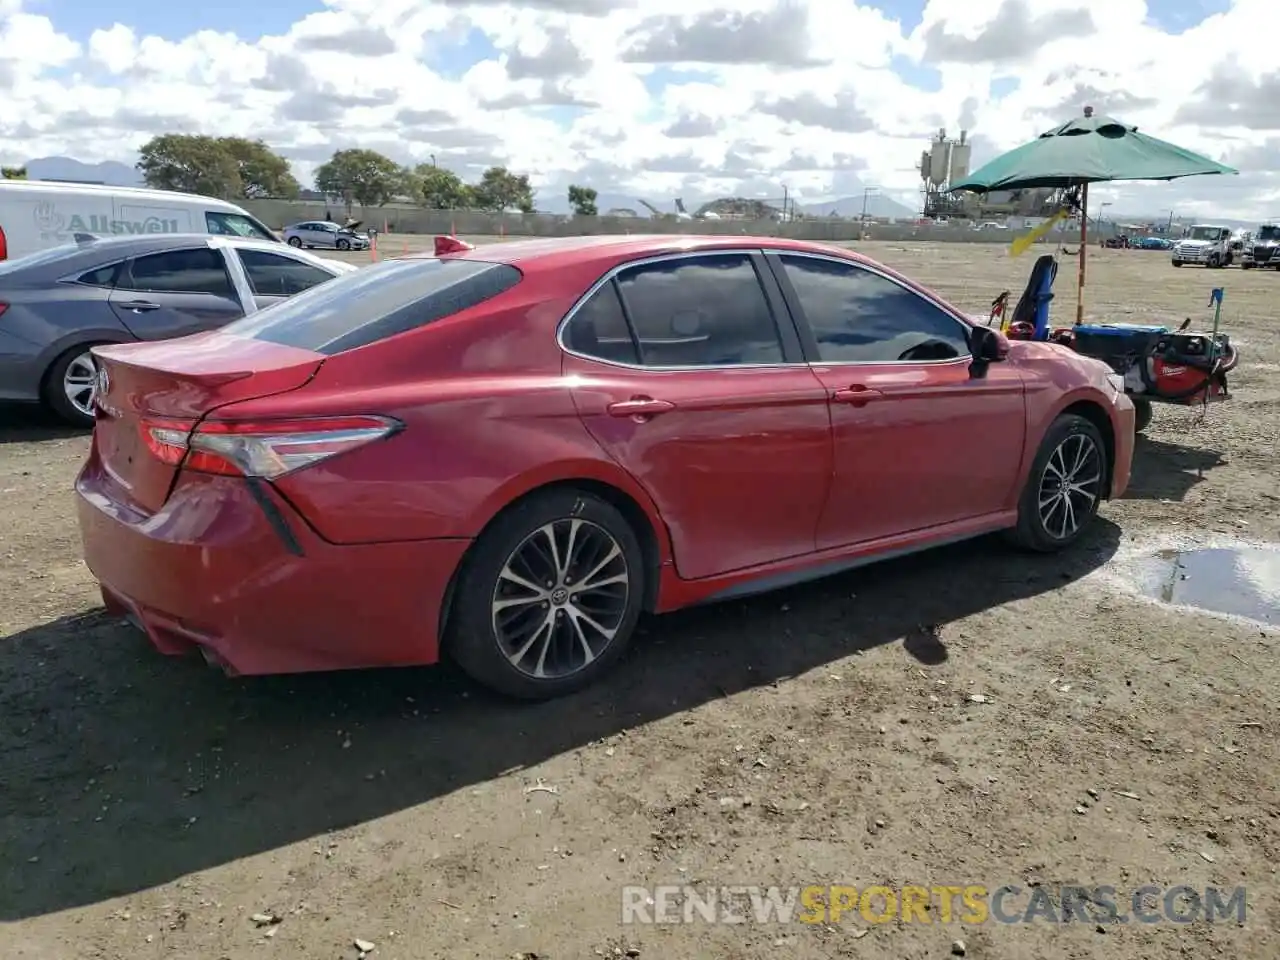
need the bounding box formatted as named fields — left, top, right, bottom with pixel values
left=796, top=194, right=917, bottom=220
left=24, top=156, right=144, bottom=186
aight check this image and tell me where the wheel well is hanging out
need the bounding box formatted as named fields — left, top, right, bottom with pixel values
left=1060, top=400, right=1115, bottom=497
left=436, top=478, right=665, bottom=649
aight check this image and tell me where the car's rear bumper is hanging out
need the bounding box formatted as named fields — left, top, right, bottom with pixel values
left=1110, top=395, right=1135, bottom=499
left=75, top=456, right=470, bottom=675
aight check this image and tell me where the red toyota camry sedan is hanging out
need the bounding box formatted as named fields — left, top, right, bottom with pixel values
left=76, top=235, right=1134, bottom=699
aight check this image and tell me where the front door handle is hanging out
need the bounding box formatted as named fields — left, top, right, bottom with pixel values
left=608, top=397, right=675, bottom=420
left=832, top=385, right=884, bottom=406
left=118, top=300, right=160, bottom=312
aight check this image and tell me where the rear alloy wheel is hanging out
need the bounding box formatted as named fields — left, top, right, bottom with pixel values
left=448, top=490, right=645, bottom=699
left=287, top=236, right=303, bottom=247
left=43, top=345, right=102, bottom=427
left=336, top=238, right=351, bottom=251
left=1007, top=414, right=1108, bottom=552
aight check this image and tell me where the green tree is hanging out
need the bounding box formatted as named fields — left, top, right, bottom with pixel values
left=1, top=165, right=27, bottom=180
left=472, top=166, right=535, bottom=214
left=219, top=137, right=300, bottom=199
left=415, top=164, right=474, bottom=209
left=568, top=184, right=598, bottom=217
left=315, top=149, right=405, bottom=207
left=137, top=134, right=242, bottom=197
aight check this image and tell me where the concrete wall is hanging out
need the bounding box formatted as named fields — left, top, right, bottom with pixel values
left=241, top=199, right=1111, bottom=245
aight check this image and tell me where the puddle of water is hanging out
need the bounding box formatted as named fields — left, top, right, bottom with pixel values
left=1139, top=546, right=1280, bottom=625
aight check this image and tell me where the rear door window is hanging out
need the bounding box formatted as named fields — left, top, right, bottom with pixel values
left=224, top=256, right=522, bottom=355
left=614, top=253, right=784, bottom=366
left=78, top=263, right=122, bottom=287
left=563, top=281, right=638, bottom=365
left=117, top=247, right=237, bottom=298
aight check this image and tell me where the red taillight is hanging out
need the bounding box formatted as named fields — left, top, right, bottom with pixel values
left=0, top=225, right=7, bottom=261
left=141, top=415, right=399, bottom=479
left=0, top=302, right=8, bottom=319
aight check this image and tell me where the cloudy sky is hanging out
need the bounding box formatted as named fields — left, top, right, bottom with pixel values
left=0, top=0, right=1272, bottom=218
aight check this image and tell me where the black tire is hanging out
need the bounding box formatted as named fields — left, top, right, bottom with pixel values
left=42, top=343, right=104, bottom=428
left=1171, top=260, right=1182, bottom=267
left=1243, top=262, right=1254, bottom=270
left=1133, top=398, right=1153, bottom=433
left=447, top=489, right=646, bottom=700
left=336, top=238, right=351, bottom=251
left=1208, top=254, right=1220, bottom=268
left=1006, top=414, right=1108, bottom=553
left=287, top=236, right=302, bottom=247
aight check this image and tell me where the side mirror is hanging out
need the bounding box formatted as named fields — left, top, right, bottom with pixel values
left=969, top=325, right=1010, bottom=363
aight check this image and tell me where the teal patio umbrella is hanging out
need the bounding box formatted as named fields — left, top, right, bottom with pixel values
left=949, top=106, right=1238, bottom=325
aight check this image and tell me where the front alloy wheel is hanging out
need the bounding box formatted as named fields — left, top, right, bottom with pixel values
left=1037, top=432, right=1103, bottom=541
left=1008, top=413, right=1108, bottom=552
left=449, top=489, right=646, bottom=699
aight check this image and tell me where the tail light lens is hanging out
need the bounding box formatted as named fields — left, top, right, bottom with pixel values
left=0, top=225, right=7, bottom=261
left=141, top=415, right=400, bottom=479
left=0, top=303, right=8, bottom=319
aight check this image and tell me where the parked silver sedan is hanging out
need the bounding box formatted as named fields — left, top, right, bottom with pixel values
left=0, top=234, right=355, bottom=426
left=282, top=220, right=372, bottom=251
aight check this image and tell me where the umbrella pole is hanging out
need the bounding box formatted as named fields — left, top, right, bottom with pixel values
left=1075, top=182, right=1088, bottom=326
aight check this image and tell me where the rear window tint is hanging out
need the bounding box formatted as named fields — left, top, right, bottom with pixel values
left=0, top=243, right=81, bottom=276
left=222, top=257, right=522, bottom=355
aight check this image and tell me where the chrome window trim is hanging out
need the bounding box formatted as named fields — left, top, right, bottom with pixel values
left=772, top=250, right=975, bottom=368
left=556, top=246, right=977, bottom=372
left=554, top=248, right=804, bottom=372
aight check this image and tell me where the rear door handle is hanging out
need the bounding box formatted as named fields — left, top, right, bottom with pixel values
left=118, top=300, right=160, bottom=312
left=832, top=386, right=884, bottom=406
left=607, top=397, right=675, bottom=419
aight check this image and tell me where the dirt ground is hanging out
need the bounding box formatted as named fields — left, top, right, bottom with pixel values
left=2, top=240, right=1279, bottom=959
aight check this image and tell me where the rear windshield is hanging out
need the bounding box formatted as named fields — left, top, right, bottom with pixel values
left=223, top=257, right=522, bottom=355
left=0, top=242, right=81, bottom=276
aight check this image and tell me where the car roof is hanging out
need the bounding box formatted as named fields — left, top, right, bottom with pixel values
left=0, top=178, right=249, bottom=210
left=417, top=234, right=872, bottom=272
left=0, top=233, right=331, bottom=280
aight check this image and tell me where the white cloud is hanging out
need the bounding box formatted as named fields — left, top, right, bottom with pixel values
left=0, top=0, right=1273, bottom=218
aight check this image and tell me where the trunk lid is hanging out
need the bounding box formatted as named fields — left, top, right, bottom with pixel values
left=91, top=331, right=324, bottom=514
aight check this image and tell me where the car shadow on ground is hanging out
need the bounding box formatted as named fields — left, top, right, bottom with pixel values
left=0, top=404, right=85, bottom=444
left=0, top=521, right=1122, bottom=920
left=1122, top=434, right=1226, bottom=502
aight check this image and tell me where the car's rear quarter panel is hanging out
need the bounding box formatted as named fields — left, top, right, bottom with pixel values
left=230, top=268, right=673, bottom=552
